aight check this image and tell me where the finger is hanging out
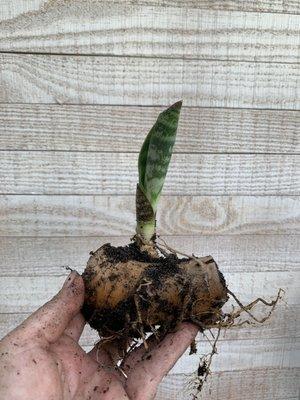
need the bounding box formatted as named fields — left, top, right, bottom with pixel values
left=141, top=323, right=198, bottom=375
left=15, top=271, right=85, bottom=344
left=125, top=323, right=198, bottom=400
left=64, top=312, right=86, bottom=342
left=122, top=334, right=159, bottom=372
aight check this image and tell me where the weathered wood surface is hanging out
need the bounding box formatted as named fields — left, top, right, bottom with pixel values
left=1, top=152, right=298, bottom=195
left=1, top=0, right=299, bottom=17
left=156, top=369, right=299, bottom=400
left=1, top=271, right=298, bottom=313
left=0, top=1, right=299, bottom=397
left=173, top=337, right=300, bottom=374
left=1, top=195, right=299, bottom=236
left=1, top=235, right=299, bottom=276
left=81, top=336, right=299, bottom=374
left=1, top=303, right=298, bottom=343
left=1, top=3, right=299, bottom=62
left=1, top=105, right=299, bottom=154
left=129, top=0, right=300, bottom=14
left=1, top=54, right=299, bottom=109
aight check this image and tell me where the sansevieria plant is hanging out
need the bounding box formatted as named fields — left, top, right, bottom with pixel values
left=81, top=102, right=281, bottom=395
left=82, top=100, right=228, bottom=338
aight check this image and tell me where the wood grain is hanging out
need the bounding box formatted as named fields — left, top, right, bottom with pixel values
left=1, top=0, right=299, bottom=18
left=1, top=235, right=299, bottom=276
left=0, top=0, right=298, bottom=396
left=1, top=104, right=299, bottom=154
left=156, top=369, right=299, bottom=400
left=1, top=303, right=298, bottom=343
left=172, top=337, right=300, bottom=374
left=80, top=337, right=299, bottom=374
left=1, top=54, right=299, bottom=109
left=0, top=271, right=298, bottom=314
left=1, top=195, right=299, bottom=236
left=1, top=3, right=299, bottom=62
left=1, top=152, right=298, bottom=195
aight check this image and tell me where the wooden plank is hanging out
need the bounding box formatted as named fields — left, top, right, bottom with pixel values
left=1, top=309, right=298, bottom=394
left=0, top=271, right=298, bottom=313
left=0, top=235, right=299, bottom=276
left=137, top=0, right=300, bottom=14
left=1, top=195, right=299, bottom=237
left=171, top=337, right=299, bottom=374
left=0, top=0, right=299, bottom=18
left=156, top=369, right=299, bottom=400
left=0, top=105, right=299, bottom=154
left=0, top=152, right=298, bottom=195
left=1, top=306, right=298, bottom=376
left=81, top=337, right=299, bottom=373
left=1, top=303, right=298, bottom=343
left=0, top=54, right=299, bottom=109
left=1, top=4, right=299, bottom=62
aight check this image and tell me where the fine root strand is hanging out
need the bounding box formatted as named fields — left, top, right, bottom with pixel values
left=133, top=294, right=148, bottom=351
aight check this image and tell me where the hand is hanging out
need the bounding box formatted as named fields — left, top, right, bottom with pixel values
left=0, top=271, right=198, bottom=400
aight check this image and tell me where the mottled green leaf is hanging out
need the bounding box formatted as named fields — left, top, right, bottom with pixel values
left=138, top=101, right=182, bottom=211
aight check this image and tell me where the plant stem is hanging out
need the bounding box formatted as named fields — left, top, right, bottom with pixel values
left=136, top=218, right=156, bottom=242
left=136, top=184, right=156, bottom=242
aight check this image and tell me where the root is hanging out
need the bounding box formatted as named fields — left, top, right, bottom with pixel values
left=187, top=327, right=221, bottom=399
left=187, top=288, right=283, bottom=398
left=156, top=236, right=199, bottom=262
left=189, top=339, right=197, bottom=355
left=227, top=288, right=284, bottom=323
left=133, top=294, right=148, bottom=351
left=213, top=288, right=284, bottom=330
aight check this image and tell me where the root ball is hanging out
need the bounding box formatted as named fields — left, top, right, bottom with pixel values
left=82, top=243, right=228, bottom=337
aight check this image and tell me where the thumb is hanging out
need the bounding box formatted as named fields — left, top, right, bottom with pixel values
left=16, top=271, right=85, bottom=344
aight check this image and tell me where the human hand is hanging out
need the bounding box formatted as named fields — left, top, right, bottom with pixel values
left=0, top=271, right=198, bottom=400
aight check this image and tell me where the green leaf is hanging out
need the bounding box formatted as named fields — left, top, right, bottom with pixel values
left=138, top=100, right=182, bottom=212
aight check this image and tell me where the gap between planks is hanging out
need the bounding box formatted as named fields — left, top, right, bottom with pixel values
left=0, top=150, right=298, bottom=155
left=1, top=194, right=298, bottom=197
left=1, top=51, right=300, bottom=65
left=0, top=103, right=299, bottom=112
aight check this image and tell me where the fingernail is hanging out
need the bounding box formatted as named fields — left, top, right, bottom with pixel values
left=63, top=271, right=79, bottom=289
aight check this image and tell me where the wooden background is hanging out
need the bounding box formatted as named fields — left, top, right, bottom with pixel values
left=0, top=1, right=299, bottom=398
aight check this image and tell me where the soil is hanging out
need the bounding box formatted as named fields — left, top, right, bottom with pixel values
left=81, top=242, right=228, bottom=338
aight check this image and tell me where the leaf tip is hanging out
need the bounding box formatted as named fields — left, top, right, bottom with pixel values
left=170, top=100, right=183, bottom=111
